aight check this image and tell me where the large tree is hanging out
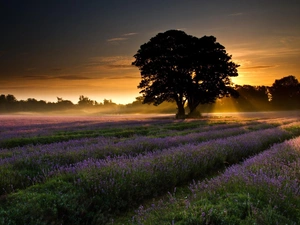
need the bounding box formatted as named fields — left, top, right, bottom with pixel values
left=132, top=30, right=239, bottom=118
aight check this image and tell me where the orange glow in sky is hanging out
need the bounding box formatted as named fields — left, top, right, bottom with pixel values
left=1, top=1, right=299, bottom=104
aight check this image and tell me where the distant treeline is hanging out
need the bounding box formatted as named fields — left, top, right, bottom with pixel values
left=1, top=76, right=299, bottom=114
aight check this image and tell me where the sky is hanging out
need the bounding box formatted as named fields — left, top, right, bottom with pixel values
left=1, top=0, right=300, bottom=104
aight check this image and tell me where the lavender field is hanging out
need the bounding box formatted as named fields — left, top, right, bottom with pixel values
left=0, top=113, right=300, bottom=224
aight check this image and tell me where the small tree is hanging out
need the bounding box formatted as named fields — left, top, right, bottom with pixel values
left=78, top=95, right=94, bottom=106
left=132, top=30, right=239, bottom=118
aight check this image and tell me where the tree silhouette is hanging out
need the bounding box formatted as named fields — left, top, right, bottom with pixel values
left=132, top=30, right=239, bottom=118
left=78, top=95, right=94, bottom=107
left=234, top=85, right=270, bottom=111
left=0, top=94, right=6, bottom=104
left=103, top=99, right=115, bottom=105
left=6, top=94, right=17, bottom=103
left=269, top=75, right=300, bottom=109
left=186, top=36, right=239, bottom=116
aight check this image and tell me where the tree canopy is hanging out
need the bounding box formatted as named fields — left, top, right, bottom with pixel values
left=269, top=75, right=300, bottom=109
left=132, top=30, right=239, bottom=118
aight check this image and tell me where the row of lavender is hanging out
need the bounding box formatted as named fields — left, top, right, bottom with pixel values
left=0, top=120, right=299, bottom=224
left=0, top=115, right=174, bottom=141
left=0, top=118, right=287, bottom=162
left=0, top=119, right=245, bottom=149
left=0, top=118, right=253, bottom=149
left=0, top=118, right=294, bottom=195
left=0, top=115, right=294, bottom=142
left=130, top=135, right=300, bottom=224
left=58, top=123, right=300, bottom=209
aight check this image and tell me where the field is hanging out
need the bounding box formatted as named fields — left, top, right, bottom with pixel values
left=0, top=112, right=300, bottom=224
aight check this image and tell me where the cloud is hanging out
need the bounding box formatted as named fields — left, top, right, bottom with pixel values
left=89, top=56, right=131, bottom=63
left=242, top=65, right=277, bottom=70
left=280, top=36, right=300, bottom=48
left=57, top=75, right=93, bottom=80
left=231, top=45, right=300, bottom=60
left=22, top=74, right=94, bottom=80
left=107, top=37, right=128, bottom=42
left=106, top=64, right=134, bottom=69
left=106, top=75, right=139, bottom=80
left=22, top=75, right=48, bottom=79
left=107, top=32, right=138, bottom=42
left=86, top=56, right=134, bottom=70
left=123, top=32, right=138, bottom=36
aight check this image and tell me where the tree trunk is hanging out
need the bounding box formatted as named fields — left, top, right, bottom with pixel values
left=176, top=102, right=186, bottom=119
left=187, top=102, right=201, bottom=118
left=187, top=108, right=201, bottom=118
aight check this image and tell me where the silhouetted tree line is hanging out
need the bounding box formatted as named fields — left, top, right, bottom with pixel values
left=199, top=75, right=299, bottom=112
left=0, top=94, right=119, bottom=113
left=0, top=75, right=299, bottom=114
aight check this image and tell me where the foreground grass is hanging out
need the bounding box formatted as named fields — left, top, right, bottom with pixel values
left=0, top=120, right=299, bottom=224
left=127, top=136, right=300, bottom=225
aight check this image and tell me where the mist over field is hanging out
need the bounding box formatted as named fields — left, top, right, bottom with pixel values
left=0, top=75, right=299, bottom=117
left=1, top=110, right=299, bottom=121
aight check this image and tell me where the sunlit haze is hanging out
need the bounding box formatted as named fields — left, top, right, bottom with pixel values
left=1, top=0, right=299, bottom=104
